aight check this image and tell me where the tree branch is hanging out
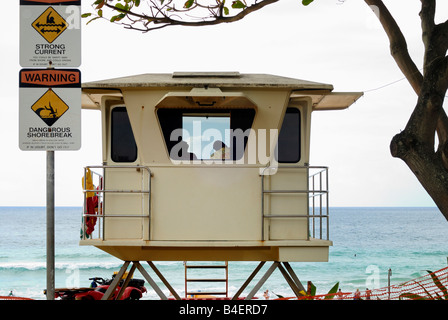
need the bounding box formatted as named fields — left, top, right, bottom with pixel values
left=420, top=0, right=435, bottom=50
left=433, top=20, right=448, bottom=66
left=100, top=0, right=279, bottom=31
left=364, top=0, right=423, bottom=95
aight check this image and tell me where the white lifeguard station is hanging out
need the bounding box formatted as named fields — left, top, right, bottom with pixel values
left=80, top=72, right=362, bottom=300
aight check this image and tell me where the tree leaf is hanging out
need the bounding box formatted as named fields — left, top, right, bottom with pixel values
left=426, top=270, right=448, bottom=299
left=399, top=293, right=427, bottom=300
left=324, top=282, right=339, bottom=300
left=110, top=13, right=126, bottom=22
left=307, top=281, right=316, bottom=297
left=95, top=1, right=104, bottom=9
left=184, top=0, right=194, bottom=9
left=86, top=16, right=101, bottom=25
left=232, top=1, right=246, bottom=9
left=115, top=3, right=127, bottom=11
left=272, top=291, right=284, bottom=299
left=81, top=13, right=92, bottom=18
left=302, top=0, right=314, bottom=5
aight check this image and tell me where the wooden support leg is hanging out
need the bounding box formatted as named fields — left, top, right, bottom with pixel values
left=282, top=262, right=306, bottom=294
left=101, top=261, right=130, bottom=300
left=234, top=261, right=307, bottom=300
left=245, top=262, right=279, bottom=300
left=134, top=261, right=168, bottom=300
left=115, top=263, right=137, bottom=300
left=277, top=263, right=305, bottom=298
left=147, top=261, right=181, bottom=300
left=232, top=261, right=266, bottom=300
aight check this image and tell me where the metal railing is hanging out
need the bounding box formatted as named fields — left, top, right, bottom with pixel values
left=81, top=164, right=327, bottom=242
left=81, top=165, right=152, bottom=241
left=261, top=165, right=329, bottom=241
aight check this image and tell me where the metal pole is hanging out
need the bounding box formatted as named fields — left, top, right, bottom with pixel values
left=388, top=268, right=392, bottom=300
left=46, top=150, right=55, bottom=300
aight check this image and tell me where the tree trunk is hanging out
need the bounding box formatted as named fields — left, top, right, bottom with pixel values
left=366, top=0, right=448, bottom=220
left=391, top=112, right=448, bottom=220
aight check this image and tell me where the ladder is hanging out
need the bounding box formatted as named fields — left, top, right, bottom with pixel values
left=184, top=261, right=229, bottom=298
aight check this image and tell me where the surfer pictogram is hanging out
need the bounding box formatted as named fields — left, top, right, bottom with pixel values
left=31, top=89, right=69, bottom=127
left=31, top=7, right=68, bottom=43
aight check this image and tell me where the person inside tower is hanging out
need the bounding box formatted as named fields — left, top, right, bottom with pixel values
left=210, top=140, right=230, bottom=160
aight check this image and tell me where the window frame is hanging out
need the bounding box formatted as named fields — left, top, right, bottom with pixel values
left=157, top=108, right=256, bottom=162
left=110, top=105, right=138, bottom=163
left=276, top=107, right=301, bottom=164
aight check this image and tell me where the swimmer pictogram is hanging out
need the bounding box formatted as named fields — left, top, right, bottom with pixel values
left=31, top=7, right=67, bottom=43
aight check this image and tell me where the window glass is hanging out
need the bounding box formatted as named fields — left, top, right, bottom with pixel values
left=111, top=107, right=137, bottom=162
left=183, top=115, right=230, bottom=160
left=158, top=108, right=255, bottom=161
left=276, top=108, right=301, bottom=163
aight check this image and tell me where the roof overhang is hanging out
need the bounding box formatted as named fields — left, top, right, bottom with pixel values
left=81, top=88, right=121, bottom=110
left=291, top=90, right=363, bottom=111
left=80, top=72, right=362, bottom=111
left=82, top=72, right=334, bottom=90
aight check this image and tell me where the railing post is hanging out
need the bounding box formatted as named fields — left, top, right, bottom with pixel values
left=261, top=165, right=330, bottom=242
left=148, top=167, right=152, bottom=241
left=81, top=165, right=152, bottom=241
left=261, top=171, right=265, bottom=241
left=326, top=167, right=330, bottom=240
left=319, top=170, right=323, bottom=240
left=312, top=171, right=315, bottom=238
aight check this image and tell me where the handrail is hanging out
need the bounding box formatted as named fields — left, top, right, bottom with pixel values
left=82, top=164, right=327, bottom=243
left=81, top=165, right=152, bottom=241
left=261, top=165, right=329, bottom=241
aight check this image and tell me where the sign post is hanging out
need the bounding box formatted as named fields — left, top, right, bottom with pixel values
left=47, top=149, right=55, bottom=300
left=19, top=0, right=81, bottom=300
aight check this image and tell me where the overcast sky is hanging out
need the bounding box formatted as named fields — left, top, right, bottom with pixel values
left=2, top=0, right=447, bottom=207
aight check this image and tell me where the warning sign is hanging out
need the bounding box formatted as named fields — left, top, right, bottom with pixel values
left=20, top=69, right=81, bottom=87
left=20, top=1, right=81, bottom=67
left=31, top=89, right=69, bottom=127
left=19, top=69, right=81, bottom=151
left=32, top=7, right=68, bottom=43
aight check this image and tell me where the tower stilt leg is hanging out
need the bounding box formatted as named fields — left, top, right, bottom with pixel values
left=101, top=261, right=130, bottom=300
left=234, top=261, right=307, bottom=300
left=134, top=261, right=168, bottom=300
left=232, top=261, right=266, bottom=300
left=245, top=262, right=279, bottom=300
left=147, top=261, right=181, bottom=300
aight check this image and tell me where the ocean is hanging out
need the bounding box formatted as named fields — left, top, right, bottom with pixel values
left=0, top=206, right=447, bottom=300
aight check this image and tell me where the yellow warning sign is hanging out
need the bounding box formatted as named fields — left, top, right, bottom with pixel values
left=31, top=7, right=67, bottom=43
left=31, top=89, right=69, bottom=127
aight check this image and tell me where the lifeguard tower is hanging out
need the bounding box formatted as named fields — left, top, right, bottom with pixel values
left=80, top=72, right=362, bottom=300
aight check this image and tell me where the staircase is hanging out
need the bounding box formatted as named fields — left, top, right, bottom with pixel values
left=184, top=261, right=229, bottom=298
